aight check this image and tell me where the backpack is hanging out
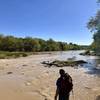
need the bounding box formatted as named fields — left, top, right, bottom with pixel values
left=57, top=73, right=73, bottom=94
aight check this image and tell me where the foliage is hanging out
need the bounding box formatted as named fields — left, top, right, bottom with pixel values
left=0, top=51, right=29, bottom=59
left=0, top=34, right=84, bottom=52
left=87, top=1, right=100, bottom=55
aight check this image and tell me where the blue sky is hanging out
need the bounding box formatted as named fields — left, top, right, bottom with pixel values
left=0, top=0, right=98, bottom=45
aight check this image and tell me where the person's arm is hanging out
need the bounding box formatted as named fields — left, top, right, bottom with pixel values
left=54, top=87, right=59, bottom=100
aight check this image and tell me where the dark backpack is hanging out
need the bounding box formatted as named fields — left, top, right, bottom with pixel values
left=58, top=73, right=73, bottom=94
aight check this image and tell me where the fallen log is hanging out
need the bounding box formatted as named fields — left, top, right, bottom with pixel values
left=41, top=60, right=87, bottom=67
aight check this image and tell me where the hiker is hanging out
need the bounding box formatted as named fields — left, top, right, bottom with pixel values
left=54, top=69, right=73, bottom=100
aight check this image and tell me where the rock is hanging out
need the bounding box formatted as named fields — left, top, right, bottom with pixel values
left=22, top=64, right=27, bottom=66
left=25, top=82, right=31, bottom=86
left=7, top=72, right=13, bottom=74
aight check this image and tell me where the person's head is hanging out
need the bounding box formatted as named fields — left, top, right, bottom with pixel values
left=59, top=69, right=65, bottom=77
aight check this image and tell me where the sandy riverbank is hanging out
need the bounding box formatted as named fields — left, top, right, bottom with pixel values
left=0, top=53, right=100, bottom=100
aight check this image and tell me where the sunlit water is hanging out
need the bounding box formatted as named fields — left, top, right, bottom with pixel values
left=52, top=50, right=100, bottom=76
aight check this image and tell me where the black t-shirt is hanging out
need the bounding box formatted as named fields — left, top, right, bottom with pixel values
left=56, top=74, right=73, bottom=95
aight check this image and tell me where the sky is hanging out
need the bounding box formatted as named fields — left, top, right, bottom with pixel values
left=0, top=0, right=99, bottom=45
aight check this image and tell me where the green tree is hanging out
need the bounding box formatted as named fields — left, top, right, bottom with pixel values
left=45, top=39, right=59, bottom=51
left=1, top=36, right=17, bottom=51
left=23, top=37, right=41, bottom=52
left=87, top=4, right=100, bottom=55
left=38, top=39, right=47, bottom=51
left=0, top=34, right=82, bottom=52
left=32, top=39, right=41, bottom=52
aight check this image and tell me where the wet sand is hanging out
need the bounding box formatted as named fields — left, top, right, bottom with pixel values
left=0, top=53, right=100, bottom=100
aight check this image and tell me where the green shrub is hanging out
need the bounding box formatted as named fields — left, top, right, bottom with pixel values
left=0, top=54, right=6, bottom=59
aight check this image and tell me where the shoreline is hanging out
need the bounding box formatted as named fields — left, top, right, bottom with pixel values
left=0, top=54, right=100, bottom=100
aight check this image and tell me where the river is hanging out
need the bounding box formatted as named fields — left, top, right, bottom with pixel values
left=49, top=50, right=100, bottom=77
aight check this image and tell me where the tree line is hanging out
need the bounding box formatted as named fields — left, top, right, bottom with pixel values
left=0, top=34, right=83, bottom=52
left=87, top=0, right=100, bottom=55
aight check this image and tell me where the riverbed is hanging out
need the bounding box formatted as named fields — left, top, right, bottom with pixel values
left=0, top=51, right=100, bottom=100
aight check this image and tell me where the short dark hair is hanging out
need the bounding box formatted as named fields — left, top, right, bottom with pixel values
left=59, top=69, right=65, bottom=76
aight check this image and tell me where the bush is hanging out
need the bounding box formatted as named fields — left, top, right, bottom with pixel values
left=0, top=51, right=29, bottom=59
left=0, top=54, right=6, bottom=59
left=21, top=53, right=28, bottom=57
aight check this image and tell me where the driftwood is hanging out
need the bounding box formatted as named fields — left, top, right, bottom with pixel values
left=41, top=60, right=87, bottom=67
left=80, top=50, right=96, bottom=56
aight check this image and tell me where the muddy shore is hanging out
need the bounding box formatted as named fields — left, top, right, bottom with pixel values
left=0, top=53, right=100, bottom=100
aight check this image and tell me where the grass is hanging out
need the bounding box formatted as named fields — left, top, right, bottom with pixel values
left=0, top=51, right=33, bottom=59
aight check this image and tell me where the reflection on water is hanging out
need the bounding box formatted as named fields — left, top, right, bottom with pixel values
left=54, top=50, right=100, bottom=76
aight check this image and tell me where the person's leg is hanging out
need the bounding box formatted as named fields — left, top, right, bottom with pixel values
left=64, top=94, right=69, bottom=100
left=59, top=94, right=69, bottom=100
left=59, top=94, right=64, bottom=100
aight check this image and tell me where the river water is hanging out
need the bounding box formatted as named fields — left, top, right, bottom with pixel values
left=52, top=50, right=100, bottom=76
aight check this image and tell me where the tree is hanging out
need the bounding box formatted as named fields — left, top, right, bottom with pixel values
left=0, top=34, right=82, bottom=52
left=87, top=11, right=100, bottom=32
left=87, top=1, right=100, bottom=55
left=38, top=39, right=47, bottom=51
left=45, top=39, right=59, bottom=51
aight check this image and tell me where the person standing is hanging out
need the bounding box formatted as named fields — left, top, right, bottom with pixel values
left=55, top=69, right=73, bottom=100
